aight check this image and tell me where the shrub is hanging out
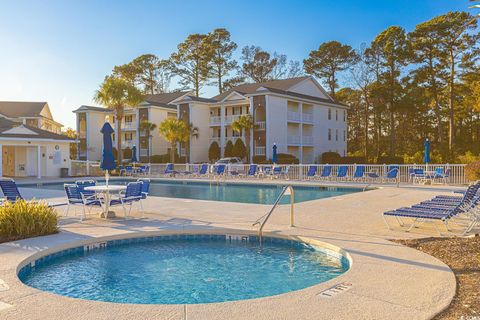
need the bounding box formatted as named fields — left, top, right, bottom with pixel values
left=340, top=156, right=367, bottom=164
left=123, top=147, right=132, bottom=159
left=321, top=152, right=342, bottom=164
left=375, top=156, right=404, bottom=164
left=457, top=151, right=479, bottom=164
left=465, top=161, right=480, bottom=181
left=276, top=153, right=299, bottom=164
left=224, top=140, right=234, bottom=157
left=253, top=155, right=272, bottom=164
left=150, top=153, right=181, bottom=163
left=0, top=200, right=58, bottom=241
left=232, top=139, right=247, bottom=160
left=208, top=142, right=221, bottom=162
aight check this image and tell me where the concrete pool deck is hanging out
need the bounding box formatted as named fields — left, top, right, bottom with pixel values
left=0, top=183, right=468, bottom=320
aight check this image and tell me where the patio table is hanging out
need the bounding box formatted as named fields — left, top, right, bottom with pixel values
left=84, top=185, right=126, bottom=218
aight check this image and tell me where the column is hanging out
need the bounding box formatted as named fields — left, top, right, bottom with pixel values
left=249, top=97, right=254, bottom=163
left=299, top=103, right=303, bottom=163
left=37, top=145, right=41, bottom=179
left=220, top=104, right=225, bottom=156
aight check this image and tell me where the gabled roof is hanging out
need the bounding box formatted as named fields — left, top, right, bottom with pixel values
left=0, top=118, right=73, bottom=141
left=72, top=105, right=112, bottom=113
left=144, top=91, right=190, bottom=109
left=0, top=101, right=49, bottom=118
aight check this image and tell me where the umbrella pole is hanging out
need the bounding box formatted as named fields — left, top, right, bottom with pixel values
left=105, top=170, right=109, bottom=187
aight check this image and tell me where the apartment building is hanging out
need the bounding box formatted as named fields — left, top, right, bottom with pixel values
left=73, top=92, right=188, bottom=161
left=173, top=76, right=348, bottom=163
left=0, top=101, right=63, bottom=134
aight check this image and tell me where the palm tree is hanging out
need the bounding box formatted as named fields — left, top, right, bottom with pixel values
left=231, top=114, right=254, bottom=162
left=139, top=120, right=157, bottom=163
left=158, top=118, right=190, bottom=163
left=94, top=75, right=143, bottom=164
left=185, top=123, right=199, bottom=163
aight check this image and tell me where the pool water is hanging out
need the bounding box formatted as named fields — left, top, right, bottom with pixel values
left=19, top=235, right=349, bottom=304
left=23, top=180, right=361, bottom=204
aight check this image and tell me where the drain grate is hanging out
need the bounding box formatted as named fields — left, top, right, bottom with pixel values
left=317, top=282, right=353, bottom=298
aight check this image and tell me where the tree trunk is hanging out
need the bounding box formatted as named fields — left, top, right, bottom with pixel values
left=363, top=101, right=369, bottom=158
left=170, top=143, right=176, bottom=163
left=448, top=51, right=455, bottom=155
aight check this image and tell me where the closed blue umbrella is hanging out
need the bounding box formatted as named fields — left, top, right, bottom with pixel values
left=100, top=122, right=116, bottom=186
left=423, top=139, right=431, bottom=165
left=272, top=143, right=278, bottom=164
left=131, top=146, right=138, bottom=163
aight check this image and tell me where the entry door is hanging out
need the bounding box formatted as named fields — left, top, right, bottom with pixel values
left=2, top=146, right=15, bottom=176
left=26, top=147, right=38, bottom=176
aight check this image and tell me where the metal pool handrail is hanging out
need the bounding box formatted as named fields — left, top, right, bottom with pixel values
left=253, top=185, right=295, bottom=244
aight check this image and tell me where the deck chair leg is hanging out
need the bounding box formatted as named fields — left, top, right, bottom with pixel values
left=122, top=202, right=127, bottom=219
left=382, top=215, right=392, bottom=230
left=64, top=203, right=70, bottom=217
left=81, top=205, right=86, bottom=221
left=407, top=218, right=420, bottom=232
left=395, top=216, right=405, bottom=227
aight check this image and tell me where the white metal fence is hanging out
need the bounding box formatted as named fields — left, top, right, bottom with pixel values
left=69, top=160, right=469, bottom=185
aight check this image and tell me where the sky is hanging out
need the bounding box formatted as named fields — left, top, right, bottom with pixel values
left=0, top=0, right=475, bottom=129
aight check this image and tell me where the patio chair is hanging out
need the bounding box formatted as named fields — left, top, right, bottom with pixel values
left=125, top=166, right=133, bottom=176
left=0, top=178, right=24, bottom=202
left=410, top=169, right=425, bottom=184
left=433, top=167, right=450, bottom=184
left=118, top=165, right=125, bottom=176
left=245, top=164, right=258, bottom=178
left=109, top=181, right=143, bottom=219
left=270, top=166, right=283, bottom=179
left=305, top=165, right=317, bottom=180
left=318, top=165, right=332, bottom=180
left=335, top=165, right=348, bottom=181
left=137, top=178, right=150, bottom=212
left=75, top=180, right=96, bottom=199
left=64, top=184, right=102, bottom=221
left=138, top=165, right=149, bottom=175
left=191, top=163, right=209, bottom=178
left=352, top=165, right=366, bottom=181
left=163, top=163, right=178, bottom=176
left=384, top=165, right=399, bottom=183
left=212, top=164, right=226, bottom=178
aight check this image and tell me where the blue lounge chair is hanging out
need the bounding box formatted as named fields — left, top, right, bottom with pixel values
left=270, top=166, right=282, bottom=179
left=212, top=164, right=226, bottom=178
left=410, top=168, right=425, bottom=184
left=384, top=165, right=399, bottom=183
left=335, top=165, right=348, bottom=181
left=433, top=167, right=450, bottom=184
left=163, top=163, right=178, bottom=176
left=138, top=165, right=149, bottom=175
left=306, top=165, right=317, bottom=180
left=125, top=166, right=133, bottom=176
left=110, top=181, right=143, bottom=219
left=318, top=165, right=332, bottom=180
left=0, top=178, right=23, bottom=201
left=192, top=164, right=209, bottom=178
left=245, top=164, right=258, bottom=178
left=64, top=184, right=102, bottom=221
left=353, top=165, right=366, bottom=181
left=383, top=182, right=480, bottom=234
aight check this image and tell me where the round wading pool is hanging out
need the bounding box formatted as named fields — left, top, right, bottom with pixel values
left=18, top=234, right=349, bottom=304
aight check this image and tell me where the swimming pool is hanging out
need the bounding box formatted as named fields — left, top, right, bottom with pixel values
left=22, top=180, right=362, bottom=204
left=18, top=234, right=349, bottom=304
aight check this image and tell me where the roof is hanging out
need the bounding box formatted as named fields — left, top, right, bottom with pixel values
left=0, top=118, right=73, bottom=141
left=0, top=101, right=49, bottom=118
left=211, top=76, right=347, bottom=107
left=180, top=95, right=217, bottom=103
left=72, top=105, right=112, bottom=113
left=144, top=91, right=190, bottom=109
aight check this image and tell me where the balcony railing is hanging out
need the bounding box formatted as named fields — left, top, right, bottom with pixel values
left=254, top=146, right=266, bottom=156
left=255, top=121, right=266, bottom=130
left=121, top=140, right=135, bottom=148
left=302, top=113, right=314, bottom=123
left=302, top=136, right=314, bottom=145
left=287, top=135, right=301, bottom=145
left=225, top=115, right=241, bottom=124
left=287, top=111, right=301, bottom=122
left=122, top=122, right=137, bottom=131
left=209, top=116, right=221, bottom=125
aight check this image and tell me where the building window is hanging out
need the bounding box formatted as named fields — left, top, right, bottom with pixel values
left=343, top=110, right=346, bottom=122
left=336, top=129, right=339, bottom=141
left=328, top=108, right=332, bottom=120
left=125, top=115, right=133, bottom=124
left=125, top=132, right=133, bottom=141
left=328, top=129, right=332, bottom=141
left=335, top=110, right=338, bottom=121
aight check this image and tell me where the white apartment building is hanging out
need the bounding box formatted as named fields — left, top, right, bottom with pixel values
left=174, top=76, right=348, bottom=163
left=73, top=92, right=188, bottom=161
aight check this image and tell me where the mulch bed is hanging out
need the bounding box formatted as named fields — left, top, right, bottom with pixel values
left=395, top=236, right=480, bottom=320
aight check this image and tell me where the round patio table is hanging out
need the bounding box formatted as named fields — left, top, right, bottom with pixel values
left=84, top=185, right=126, bottom=218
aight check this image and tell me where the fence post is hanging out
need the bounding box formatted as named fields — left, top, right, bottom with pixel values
left=86, top=160, right=90, bottom=176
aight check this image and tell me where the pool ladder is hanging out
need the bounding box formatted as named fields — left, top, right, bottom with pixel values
left=252, top=185, right=295, bottom=244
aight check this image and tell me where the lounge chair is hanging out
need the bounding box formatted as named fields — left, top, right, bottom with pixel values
left=305, top=165, right=317, bottom=180
left=137, top=178, right=150, bottom=212
left=270, top=166, right=283, bottom=179
left=0, top=178, right=24, bottom=202
left=368, top=166, right=399, bottom=183
left=352, top=165, right=366, bottom=181
left=335, top=165, right=348, bottom=181
left=244, top=164, right=258, bottom=178
left=163, top=163, right=178, bottom=176
left=138, top=165, right=149, bottom=175
left=109, top=181, right=143, bottom=219
left=64, top=184, right=102, bottom=221
left=433, top=167, right=450, bottom=184
left=211, top=164, right=226, bottom=178
left=125, top=166, right=133, bottom=176
left=191, top=163, right=209, bottom=178
left=383, top=182, right=480, bottom=234
left=318, top=165, right=332, bottom=180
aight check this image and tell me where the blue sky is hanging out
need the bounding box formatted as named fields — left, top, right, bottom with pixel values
left=0, top=0, right=474, bottom=128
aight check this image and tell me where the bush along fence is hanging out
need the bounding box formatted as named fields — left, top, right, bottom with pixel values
left=69, top=160, right=469, bottom=185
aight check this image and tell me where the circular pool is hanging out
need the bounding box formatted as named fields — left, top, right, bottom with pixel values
left=18, top=234, right=349, bottom=304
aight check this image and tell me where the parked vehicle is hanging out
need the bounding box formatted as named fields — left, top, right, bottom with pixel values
left=215, top=157, right=244, bottom=173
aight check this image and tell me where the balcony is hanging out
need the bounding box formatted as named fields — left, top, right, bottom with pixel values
left=139, top=149, right=148, bottom=156
left=255, top=121, right=266, bottom=130
left=225, top=115, right=241, bottom=124
left=302, top=136, right=314, bottom=145
left=302, top=113, right=314, bottom=123
left=287, top=135, right=301, bottom=145
left=254, top=146, right=266, bottom=156
left=121, top=140, right=135, bottom=148
left=122, top=122, right=137, bottom=131
left=226, top=135, right=244, bottom=143
left=209, top=137, right=220, bottom=144
left=287, top=111, right=301, bottom=122
left=209, top=116, right=221, bottom=125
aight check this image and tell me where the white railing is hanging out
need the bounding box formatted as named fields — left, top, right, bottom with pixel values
left=255, top=121, right=266, bottom=130
left=302, top=113, right=313, bottom=123
left=225, top=115, right=241, bottom=124
left=68, top=161, right=469, bottom=185
left=302, top=136, right=314, bottom=145
left=287, top=135, right=301, bottom=145
left=121, top=140, right=135, bottom=148
left=255, top=146, right=266, bottom=156
left=287, top=111, right=301, bottom=122
left=122, top=122, right=136, bottom=131
left=209, top=116, right=221, bottom=125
